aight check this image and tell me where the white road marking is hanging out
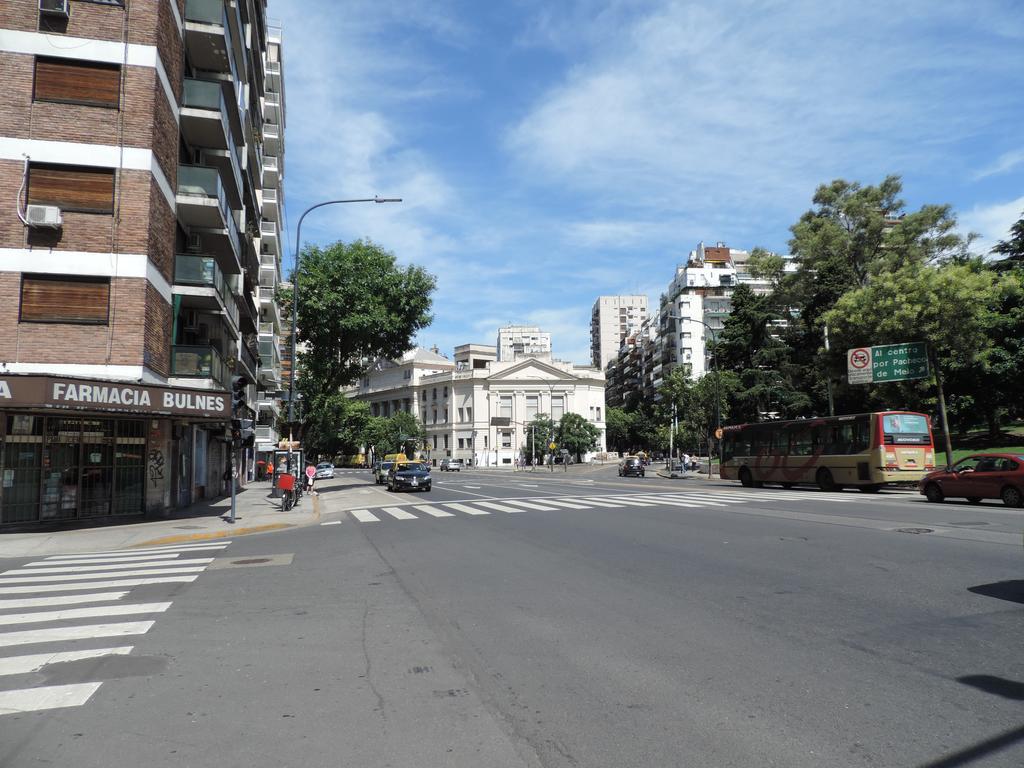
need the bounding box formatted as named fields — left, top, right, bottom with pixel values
left=597, top=497, right=658, bottom=507
left=464, top=485, right=482, bottom=489
left=632, top=496, right=706, bottom=508
left=0, top=591, right=129, bottom=610
left=0, top=576, right=198, bottom=595
left=572, top=498, right=622, bottom=507
left=441, top=503, right=490, bottom=516
left=350, top=509, right=380, bottom=523
left=496, top=499, right=559, bottom=511
left=413, top=506, right=454, bottom=518
left=638, top=495, right=729, bottom=508
left=0, top=621, right=155, bottom=649
left=26, top=553, right=185, bottom=567
left=4, top=559, right=214, bottom=576
left=0, top=683, right=103, bottom=715
left=45, top=543, right=229, bottom=560
left=656, top=493, right=744, bottom=504
left=0, top=647, right=134, bottom=677
left=472, top=501, right=525, bottom=513
left=535, top=498, right=592, bottom=509
left=320, top=520, right=342, bottom=526
left=0, top=566, right=208, bottom=584
left=382, top=507, right=417, bottom=520
left=0, top=602, right=172, bottom=627
left=519, top=484, right=539, bottom=488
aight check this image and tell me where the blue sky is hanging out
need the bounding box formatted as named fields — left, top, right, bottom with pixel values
left=269, top=0, right=1024, bottom=365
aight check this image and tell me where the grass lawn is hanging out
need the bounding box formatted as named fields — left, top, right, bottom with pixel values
left=938, top=420, right=1024, bottom=464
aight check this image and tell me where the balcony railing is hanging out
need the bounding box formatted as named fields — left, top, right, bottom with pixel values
left=174, top=254, right=239, bottom=328
left=171, top=344, right=227, bottom=388
left=185, top=0, right=222, bottom=24
left=177, top=165, right=241, bottom=259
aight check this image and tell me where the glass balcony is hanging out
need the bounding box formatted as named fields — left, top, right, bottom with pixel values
left=171, top=344, right=227, bottom=388
left=176, top=165, right=241, bottom=264
left=173, top=254, right=239, bottom=328
left=185, top=0, right=222, bottom=24
left=261, top=187, right=279, bottom=220
left=262, top=156, right=279, bottom=187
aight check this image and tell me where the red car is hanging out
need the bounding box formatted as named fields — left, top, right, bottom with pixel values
left=918, top=453, right=1024, bottom=507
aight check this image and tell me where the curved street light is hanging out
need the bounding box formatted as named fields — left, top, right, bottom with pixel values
left=285, top=197, right=402, bottom=473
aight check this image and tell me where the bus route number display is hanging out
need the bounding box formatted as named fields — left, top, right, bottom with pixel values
left=847, top=342, right=929, bottom=385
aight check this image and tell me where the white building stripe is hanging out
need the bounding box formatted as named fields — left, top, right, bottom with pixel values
left=0, top=621, right=155, bottom=649
left=46, top=543, right=230, bottom=560
left=0, top=592, right=129, bottom=610
left=496, top=499, right=559, bottom=511
left=0, top=683, right=103, bottom=715
left=382, top=507, right=417, bottom=520
left=26, top=554, right=184, bottom=567
left=0, top=566, right=207, bottom=584
left=0, top=602, right=172, bottom=627
left=413, top=506, right=454, bottom=518
left=0, top=250, right=173, bottom=304
left=472, top=501, right=525, bottom=513
left=441, top=503, right=490, bottom=516
left=0, top=647, right=133, bottom=677
left=0, top=576, right=198, bottom=595
left=350, top=509, right=380, bottom=523
left=6, top=559, right=213, bottom=576
left=535, top=498, right=591, bottom=509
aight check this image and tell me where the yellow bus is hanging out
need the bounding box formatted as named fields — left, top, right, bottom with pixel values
left=720, top=411, right=935, bottom=492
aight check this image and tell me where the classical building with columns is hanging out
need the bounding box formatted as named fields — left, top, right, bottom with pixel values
left=351, top=343, right=607, bottom=467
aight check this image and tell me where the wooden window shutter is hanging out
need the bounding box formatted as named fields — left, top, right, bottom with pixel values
left=27, top=164, right=115, bottom=214
left=20, top=275, right=111, bottom=325
left=34, top=57, right=121, bottom=108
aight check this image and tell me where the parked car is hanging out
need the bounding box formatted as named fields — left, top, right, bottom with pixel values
left=919, top=453, right=1024, bottom=507
left=315, top=462, right=335, bottom=480
left=387, top=461, right=432, bottom=492
left=374, top=460, right=394, bottom=485
left=440, top=458, right=463, bottom=472
left=619, top=456, right=645, bottom=477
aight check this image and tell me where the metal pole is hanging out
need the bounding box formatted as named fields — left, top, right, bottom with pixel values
left=824, top=323, right=835, bottom=417
left=930, top=347, right=955, bottom=468
left=228, top=448, right=236, bottom=523
left=286, top=197, right=401, bottom=477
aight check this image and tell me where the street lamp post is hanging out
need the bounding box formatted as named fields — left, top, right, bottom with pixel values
left=285, top=197, right=401, bottom=476
left=667, top=313, right=722, bottom=479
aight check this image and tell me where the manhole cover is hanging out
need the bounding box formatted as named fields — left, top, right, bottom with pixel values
left=896, top=527, right=933, bottom=535
left=208, top=553, right=294, bottom=570
left=231, top=558, right=271, bottom=565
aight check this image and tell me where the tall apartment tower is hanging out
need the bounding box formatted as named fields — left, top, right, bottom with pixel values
left=496, top=325, right=551, bottom=362
left=0, top=1, right=285, bottom=526
left=590, top=295, right=648, bottom=371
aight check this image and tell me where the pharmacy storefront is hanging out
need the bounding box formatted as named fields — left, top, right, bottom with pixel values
left=0, top=375, right=230, bottom=527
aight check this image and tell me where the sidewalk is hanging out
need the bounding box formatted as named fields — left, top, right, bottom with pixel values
left=0, top=476, right=356, bottom=559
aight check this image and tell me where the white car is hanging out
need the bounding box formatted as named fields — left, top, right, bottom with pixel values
left=314, top=462, right=335, bottom=479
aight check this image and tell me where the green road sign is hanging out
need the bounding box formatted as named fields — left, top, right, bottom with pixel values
left=847, top=342, right=929, bottom=385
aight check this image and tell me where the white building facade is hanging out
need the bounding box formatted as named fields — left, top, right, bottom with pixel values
left=352, top=345, right=606, bottom=466
left=496, top=325, right=552, bottom=362
left=590, top=295, right=649, bottom=371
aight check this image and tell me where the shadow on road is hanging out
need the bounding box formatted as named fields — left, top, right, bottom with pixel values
left=967, top=580, right=1024, bottom=605
left=956, top=675, right=1024, bottom=701
left=914, top=723, right=1024, bottom=768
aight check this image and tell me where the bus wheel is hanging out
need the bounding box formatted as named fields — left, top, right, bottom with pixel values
left=924, top=483, right=944, bottom=503
left=859, top=484, right=881, bottom=493
left=1002, top=486, right=1023, bottom=508
left=816, top=468, right=837, bottom=492
left=739, top=467, right=754, bottom=488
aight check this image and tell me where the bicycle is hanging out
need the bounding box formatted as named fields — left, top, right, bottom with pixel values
left=278, top=472, right=296, bottom=511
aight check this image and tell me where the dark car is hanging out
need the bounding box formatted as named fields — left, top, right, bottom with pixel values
left=918, top=453, right=1024, bottom=507
left=387, top=461, right=432, bottom=492
left=618, top=456, right=645, bottom=477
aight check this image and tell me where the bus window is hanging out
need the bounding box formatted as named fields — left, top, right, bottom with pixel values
left=811, top=424, right=828, bottom=454
left=882, top=413, right=930, bottom=444
left=789, top=426, right=813, bottom=456
left=853, top=416, right=870, bottom=452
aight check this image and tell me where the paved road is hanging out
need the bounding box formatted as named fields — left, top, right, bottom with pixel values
left=2, top=466, right=1022, bottom=767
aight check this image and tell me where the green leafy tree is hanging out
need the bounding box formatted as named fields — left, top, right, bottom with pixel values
left=604, top=407, right=635, bottom=453
left=301, top=394, right=370, bottom=462
left=993, top=210, right=1024, bottom=266
left=363, top=412, right=426, bottom=459
left=557, top=412, right=601, bottom=462
left=289, top=239, right=436, bottom=394
left=746, top=246, right=787, bottom=289
left=524, top=415, right=555, bottom=463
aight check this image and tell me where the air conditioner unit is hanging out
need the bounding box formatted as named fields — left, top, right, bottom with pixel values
left=39, top=0, right=70, bottom=17
left=25, top=204, right=63, bottom=229
left=187, top=232, right=203, bottom=252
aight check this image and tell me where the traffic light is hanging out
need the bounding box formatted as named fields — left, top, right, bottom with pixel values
left=230, top=418, right=242, bottom=448
left=238, top=418, right=255, bottom=448
left=231, top=376, right=247, bottom=415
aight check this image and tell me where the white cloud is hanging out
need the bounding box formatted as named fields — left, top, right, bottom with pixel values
left=959, top=195, right=1024, bottom=256
left=973, top=149, right=1024, bottom=181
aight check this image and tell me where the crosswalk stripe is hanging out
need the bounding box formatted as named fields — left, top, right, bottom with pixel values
left=637, top=495, right=729, bottom=507
left=0, top=566, right=208, bottom=584
left=382, top=507, right=417, bottom=520
left=536, top=498, right=592, bottom=509
left=0, top=620, right=155, bottom=649
left=320, top=520, right=342, bottom=526
left=4, top=559, right=214, bottom=576
left=631, top=496, right=706, bottom=508
left=496, top=499, right=559, bottom=511
left=0, top=591, right=129, bottom=611
left=441, top=503, right=490, bottom=516
left=0, top=576, right=199, bottom=595
left=471, top=501, right=525, bottom=513
left=350, top=509, right=380, bottom=522
left=45, top=543, right=230, bottom=560
left=26, top=553, right=185, bottom=567
left=0, top=682, right=103, bottom=715
left=656, top=493, right=744, bottom=504
left=0, top=647, right=134, bottom=677
left=597, top=497, right=658, bottom=507
left=0, top=601, right=172, bottom=627
left=413, top=505, right=454, bottom=518
left=573, top=497, right=624, bottom=507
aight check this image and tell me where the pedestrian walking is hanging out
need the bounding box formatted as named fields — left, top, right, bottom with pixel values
left=681, top=452, right=690, bottom=472
left=305, top=463, right=316, bottom=495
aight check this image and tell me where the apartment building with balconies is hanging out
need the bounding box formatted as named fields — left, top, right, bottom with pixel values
left=0, top=0, right=285, bottom=526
